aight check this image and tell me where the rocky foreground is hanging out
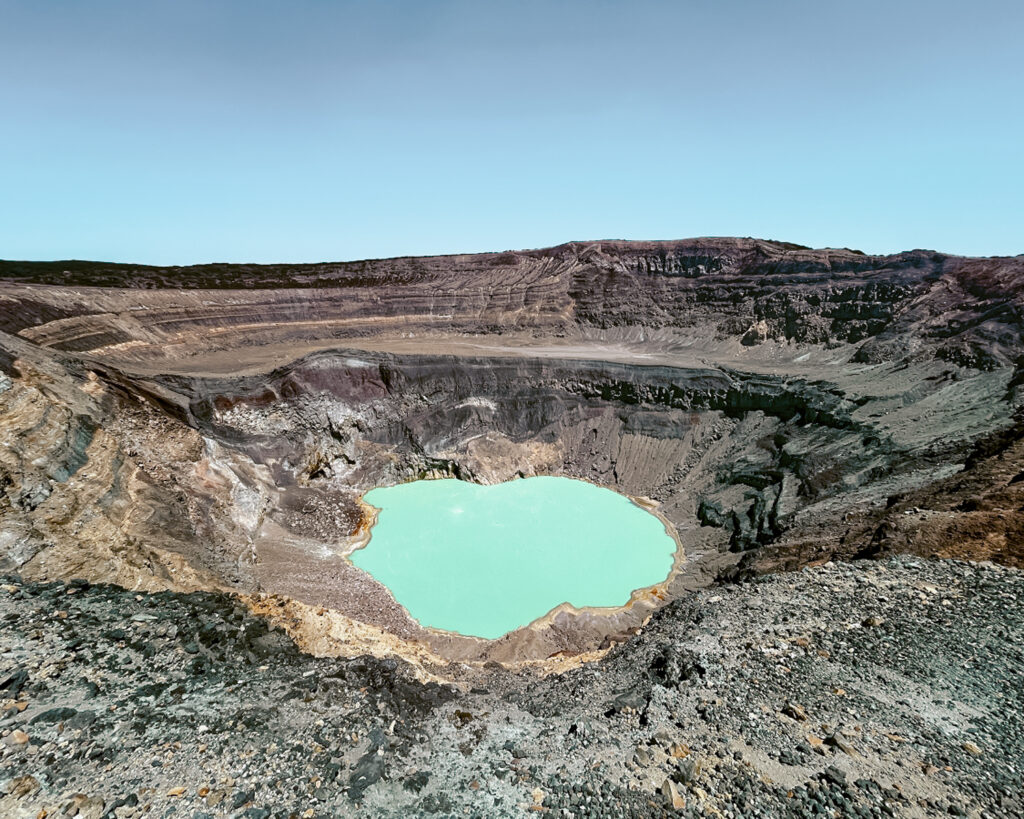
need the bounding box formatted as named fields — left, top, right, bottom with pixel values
left=1, top=555, right=1020, bottom=819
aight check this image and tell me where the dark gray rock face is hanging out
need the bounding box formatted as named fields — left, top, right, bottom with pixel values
left=1, top=558, right=1020, bottom=817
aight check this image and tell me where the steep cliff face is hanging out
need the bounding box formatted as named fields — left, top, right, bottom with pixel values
left=3, top=239, right=1023, bottom=368
left=2, top=238, right=1023, bottom=665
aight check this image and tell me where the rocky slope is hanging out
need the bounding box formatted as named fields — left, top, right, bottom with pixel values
left=1, top=556, right=1021, bottom=818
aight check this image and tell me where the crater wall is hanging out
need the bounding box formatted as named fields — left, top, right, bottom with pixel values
left=3, top=238, right=1024, bottom=668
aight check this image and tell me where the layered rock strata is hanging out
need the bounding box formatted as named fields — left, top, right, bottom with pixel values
left=2, top=239, right=1023, bottom=668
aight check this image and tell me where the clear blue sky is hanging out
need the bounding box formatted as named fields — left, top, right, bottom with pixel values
left=1, top=0, right=1021, bottom=264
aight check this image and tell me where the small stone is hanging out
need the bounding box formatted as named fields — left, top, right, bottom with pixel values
left=674, top=757, right=699, bottom=785
left=6, top=775, right=39, bottom=798
left=4, top=729, right=29, bottom=747
left=0, top=667, right=29, bottom=700
left=653, top=727, right=674, bottom=747
left=783, top=702, right=808, bottom=721
left=825, top=733, right=859, bottom=757
left=862, top=616, right=885, bottom=627
left=779, top=749, right=800, bottom=766
left=961, top=741, right=982, bottom=756
left=348, top=750, right=386, bottom=801
left=167, top=787, right=186, bottom=797
left=76, top=796, right=105, bottom=819
left=661, top=778, right=686, bottom=810
left=231, top=789, right=255, bottom=809
left=403, top=771, right=430, bottom=793
left=531, top=788, right=545, bottom=805
left=63, top=795, right=89, bottom=816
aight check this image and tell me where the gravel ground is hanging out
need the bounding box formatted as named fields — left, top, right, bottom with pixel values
left=1, top=556, right=1021, bottom=818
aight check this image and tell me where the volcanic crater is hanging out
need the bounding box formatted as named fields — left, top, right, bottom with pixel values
left=2, top=238, right=1024, bottom=675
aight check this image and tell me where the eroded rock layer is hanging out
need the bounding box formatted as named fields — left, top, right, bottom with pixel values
left=2, top=238, right=1024, bottom=668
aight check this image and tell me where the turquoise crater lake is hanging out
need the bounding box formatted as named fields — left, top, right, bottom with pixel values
left=350, top=476, right=679, bottom=639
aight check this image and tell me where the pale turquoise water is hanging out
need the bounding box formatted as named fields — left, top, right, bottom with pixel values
left=350, top=476, right=677, bottom=639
